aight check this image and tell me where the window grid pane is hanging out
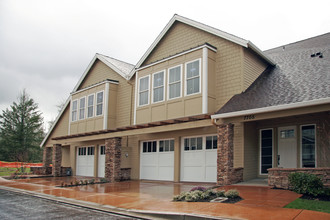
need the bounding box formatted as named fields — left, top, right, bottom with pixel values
left=139, top=76, right=149, bottom=106
left=79, top=97, right=85, bottom=120
left=301, top=125, right=315, bottom=168
left=87, top=95, right=94, bottom=118
left=96, top=92, right=103, bottom=116
left=261, top=129, right=273, bottom=174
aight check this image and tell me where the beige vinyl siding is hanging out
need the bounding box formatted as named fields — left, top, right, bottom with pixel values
left=61, top=146, right=71, bottom=167
left=77, top=60, right=133, bottom=128
left=243, top=48, right=268, bottom=91
left=142, top=21, right=246, bottom=111
left=44, top=105, right=70, bottom=147
left=243, top=122, right=258, bottom=180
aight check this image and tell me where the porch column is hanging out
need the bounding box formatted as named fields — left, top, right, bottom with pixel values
left=43, top=147, right=52, bottom=168
left=105, top=137, right=122, bottom=182
left=52, top=144, right=62, bottom=177
left=217, top=123, right=243, bottom=185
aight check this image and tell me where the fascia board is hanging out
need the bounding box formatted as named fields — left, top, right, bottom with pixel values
left=248, top=41, right=276, bottom=66
left=211, top=97, right=330, bottom=120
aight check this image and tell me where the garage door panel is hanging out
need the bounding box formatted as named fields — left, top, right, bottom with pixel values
left=181, top=136, right=217, bottom=183
left=158, top=153, right=174, bottom=166
left=205, top=151, right=217, bottom=166
left=182, top=167, right=204, bottom=181
left=140, top=140, right=174, bottom=181
left=182, top=152, right=204, bottom=166
left=205, top=167, right=217, bottom=182
left=76, top=147, right=94, bottom=177
left=158, top=167, right=174, bottom=180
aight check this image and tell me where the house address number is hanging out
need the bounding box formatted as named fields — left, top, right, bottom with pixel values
left=243, top=115, right=255, bottom=120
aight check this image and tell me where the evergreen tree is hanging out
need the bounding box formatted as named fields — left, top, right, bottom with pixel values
left=0, top=90, right=44, bottom=162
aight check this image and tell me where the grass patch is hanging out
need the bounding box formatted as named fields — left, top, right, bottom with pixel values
left=0, top=167, right=31, bottom=176
left=285, top=198, right=330, bottom=213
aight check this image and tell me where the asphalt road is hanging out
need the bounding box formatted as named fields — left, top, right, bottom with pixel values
left=0, top=189, right=137, bottom=220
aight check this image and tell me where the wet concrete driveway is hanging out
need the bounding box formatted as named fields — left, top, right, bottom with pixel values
left=1, top=176, right=330, bottom=219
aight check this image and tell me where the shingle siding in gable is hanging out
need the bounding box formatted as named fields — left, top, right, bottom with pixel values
left=77, top=60, right=133, bottom=128
left=243, top=48, right=268, bottom=91
left=143, top=21, right=245, bottom=112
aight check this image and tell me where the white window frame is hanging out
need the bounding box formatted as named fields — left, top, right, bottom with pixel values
left=87, top=94, right=95, bottom=118
left=185, top=58, right=201, bottom=96
left=96, top=91, right=104, bottom=116
left=71, top=99, right=78, bottom=122
left=259, top=128, right=274, bottom=175
left=138, top=75, right=150, bottom=107
left=168, top=64, right=182, bottom=100
left=181, top=134, right=217, bottom=151
left=300, top=124, right=317, bottom=168
left=152, top=70, right=165, bottom=103
left=141, top=138, right=175, bottom=153
left=79, top=96, right=86, bottom=120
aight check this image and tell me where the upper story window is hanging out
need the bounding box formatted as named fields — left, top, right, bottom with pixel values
left=168, top=65, right=181, bottom=100
left=71, top=100, right=78, bottom=122
left=139, top=75, right=149, bottom=106
left=96, top=91, right=104, bottom=116
left=152, top=71, right=165, bottom=103
left=185, top=59, right=200, bottom=95
left=79, top=97, right=86, bottom=120
left=87, top=94, right=94, bottom=118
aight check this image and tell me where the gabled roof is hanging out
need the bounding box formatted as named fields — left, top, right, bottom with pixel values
left=41, top=54, right=134, bottom=147
left=128, top=14, right=275, bottom=79
left=212, top=32, right=330, bottom=119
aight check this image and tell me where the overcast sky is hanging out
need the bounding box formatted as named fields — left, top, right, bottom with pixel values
left=1, top=0, right=329, bottom=131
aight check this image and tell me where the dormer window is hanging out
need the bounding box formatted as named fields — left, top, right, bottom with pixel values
left=139, top=75, right=149, bottom=106
left=79, top=97, right=86, bottom=120
left=96, top=91, right=104, bottom=116
left=185, top=59, right=201, bottom=95
left=71, top=100, right=78, bottom=122
left=152, top=71, right=165, bottom=103
left=87, top=94, right=94, bottom=118
left=168, top=65, right=182, bottom=100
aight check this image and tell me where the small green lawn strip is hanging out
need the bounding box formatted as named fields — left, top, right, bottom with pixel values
left=285, top=198, right=330, bottom=213
left=0, top=167, right=31, bottom=176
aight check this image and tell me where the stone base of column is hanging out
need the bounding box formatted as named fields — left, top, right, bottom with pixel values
left=105, top=138, right=121, bottom=182
left=52, top=144, right=62, bottom=177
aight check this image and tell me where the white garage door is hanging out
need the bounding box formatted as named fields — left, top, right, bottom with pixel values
left=181, top=135, right=217, bottom=182
left=76, top=146, right=95, bottom=177
left=140, top=140, right=174, bottom=181
left=98, top=145, right=105, bottom=178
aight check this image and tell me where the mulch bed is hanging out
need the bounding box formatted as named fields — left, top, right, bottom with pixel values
left=300, top=194, right=330, bottom=201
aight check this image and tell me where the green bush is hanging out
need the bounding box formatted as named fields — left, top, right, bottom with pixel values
left=224, top=189, right=239, bottom=198
left=288, top=172, right=324, bottom=197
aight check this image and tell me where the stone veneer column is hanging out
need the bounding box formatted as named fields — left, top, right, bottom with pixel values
left=105, top=137, right=122, bottom=182
left=217, top=123, right=234, bottom=185
left=43, top=147, right=52, bottom=168
left=52, top=144, right=62, bottom=177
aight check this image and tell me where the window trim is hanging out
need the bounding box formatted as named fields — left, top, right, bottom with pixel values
left=87, top=93, right=95, bottom=118
left=71, top=99, right=78, bottom=122
left=141, top=138, right=175, bottom=154
left=300, top=124, right=317, bottom=168
left=181, top=134, right=217, bottom=152
left=138, top=75, right=150, bottom=107
left=79, top=96, right=86, bottom=120
left=167, top=64, right=182, bottom=100
left=152, top=70, right=165, bottom=104
left=259, top=128, right=274, bottom=175
left=96, top=90, right=104, bottom=116
left=185, top=58, right=201, bottom=96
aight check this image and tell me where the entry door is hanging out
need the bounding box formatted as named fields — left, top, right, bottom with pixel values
left=98, top=145, right=105, bottom=178
left=278, top=126, right=297, bottom=168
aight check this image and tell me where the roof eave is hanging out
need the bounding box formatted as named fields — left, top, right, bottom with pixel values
left=211, top=97, right=330, bottom=120
left=248, top=41, right=276, bottom=66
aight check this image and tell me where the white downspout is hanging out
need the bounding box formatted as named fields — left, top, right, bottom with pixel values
left=202, top=47, right=208, bottom=114
left=134, top=71, right=138, bottom=125
left=103, top=82, right=110, bottom=129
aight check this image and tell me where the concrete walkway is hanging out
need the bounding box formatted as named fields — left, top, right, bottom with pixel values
left=0, top=177, right=329, bottom=220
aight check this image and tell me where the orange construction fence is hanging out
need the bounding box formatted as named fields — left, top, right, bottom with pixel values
left=0, top=161, right=43, bottom=168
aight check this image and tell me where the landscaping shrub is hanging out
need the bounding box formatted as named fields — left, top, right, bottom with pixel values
left=288, top=172, right=324, bottom=197
left=190, top=186, right=207, bottom=192
left=173, top=188, right=240, bottom=202
left=224, top=189, right=240, bottom=199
